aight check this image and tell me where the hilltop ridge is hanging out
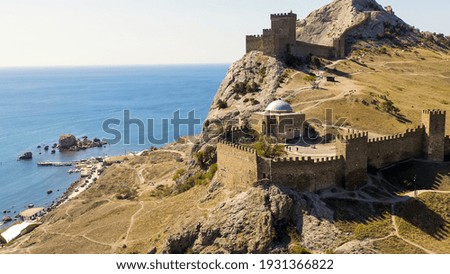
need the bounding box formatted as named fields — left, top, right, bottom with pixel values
left=297, top=0, right=406, bottom=46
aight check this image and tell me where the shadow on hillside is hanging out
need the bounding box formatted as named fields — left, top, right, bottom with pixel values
left=392, top=113, right=412, bottom=124
left=395, top=198, right=449, bottom=240
left=380, top=160, right=450, bottom=191
left=325, top=67, right=351, bottom=78
left=316, top=160, right=450, bottom=240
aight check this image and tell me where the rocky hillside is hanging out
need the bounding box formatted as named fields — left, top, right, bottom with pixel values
left=202, top=52, right=285, bottom=142
left=296, top=0, right=411, bottom=46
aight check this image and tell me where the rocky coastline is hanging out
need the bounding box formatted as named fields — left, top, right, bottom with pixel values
left=18, top=134, right=108, bottom=161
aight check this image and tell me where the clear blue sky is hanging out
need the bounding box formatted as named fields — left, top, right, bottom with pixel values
left=0, top=0, right=448, bottom=67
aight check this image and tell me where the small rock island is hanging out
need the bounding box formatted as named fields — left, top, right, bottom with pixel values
left=58, top=134, right=107, bottom=152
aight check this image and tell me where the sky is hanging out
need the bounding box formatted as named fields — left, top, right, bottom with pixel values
left=0, top=0, right=449, bottom=67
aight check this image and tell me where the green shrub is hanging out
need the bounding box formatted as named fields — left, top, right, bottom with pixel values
left=205, top=164, right=218, bottom=180
left=172, top=180, right=195, bottom=194
left=195, top=146, right=216, bottom=168
left=150, top=185, right=173, bottom=198
left=280, top=70, right=290, bottom=83
left=232, top=81, right=260, bottom=95
left=217, top=99, right=228, bottom=109
left=173, top=169, right=186, bottom=181
left=289, top=245, right=312, bottom=254
left=253, top=136, right=287, bottom=158
left=259, top=67, right=267, bottom=77
left=380, top=46, right=389, bottom=54
left=251, top=99, right=260, bottom=105
left=116, top=187, right=138, bottom=200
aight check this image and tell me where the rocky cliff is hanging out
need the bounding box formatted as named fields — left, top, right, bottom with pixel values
left=203, top=51, right=285, bottom=140
left=296, top=0, right=410, bottom=46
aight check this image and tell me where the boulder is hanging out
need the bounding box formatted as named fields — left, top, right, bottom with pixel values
left=19, top=152, right=33, bottom=160
left=59, top=134, right=77, bottom=149
left=2, top=216, right=12, bottom=223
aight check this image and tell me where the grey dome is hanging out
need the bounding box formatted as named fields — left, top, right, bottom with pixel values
left=265, top=100, right=293, bottom=113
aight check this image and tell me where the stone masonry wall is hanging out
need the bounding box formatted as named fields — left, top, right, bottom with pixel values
left=246, top=35, right=264, bottom=53
left=270, top=156, right=345, bottom=192
left=291, top=41, right=335, bottom=59
left=445, top=135, right=450, bottom=158
left=367, top=126, right=425, bottom=169
left=217, top=141, right=258, bottom=192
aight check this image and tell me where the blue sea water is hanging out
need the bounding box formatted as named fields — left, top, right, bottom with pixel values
left=0, top=65, right=228, bottom=225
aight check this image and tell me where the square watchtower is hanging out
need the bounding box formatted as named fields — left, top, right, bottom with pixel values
left=422, top=110, right=446, bottom=161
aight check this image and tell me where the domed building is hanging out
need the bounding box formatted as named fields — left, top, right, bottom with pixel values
left=250, top=100, right=306, bottom=141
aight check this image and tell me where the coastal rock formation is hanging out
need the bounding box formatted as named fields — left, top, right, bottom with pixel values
left=59, top=134, right=77, bottom=149
left=58, top=134, right=106, bottom=152
left=18, top=152, right=32, bottom=160
left=2, top=216, right=12, bottom=223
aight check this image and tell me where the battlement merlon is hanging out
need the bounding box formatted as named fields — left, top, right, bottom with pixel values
left=246, top=35, right=263, bottom=39
left=338, top=132, right=369, bottom=142
left=422, top=109, right=447, bottom=116
left=272, top=155, right=344, bottom=163
left=217, top=139, right=257, bottom=155
left=270, top=12, right=297, bottom=19
left=369, top=125, right=426, bottom=143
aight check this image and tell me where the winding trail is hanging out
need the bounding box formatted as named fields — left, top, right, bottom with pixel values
left=325, top=183, right=448, bottom=254
left=390, top=204, right=435, bottom=254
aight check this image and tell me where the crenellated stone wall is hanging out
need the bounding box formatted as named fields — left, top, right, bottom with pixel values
left=216, top=141, right=258, bottom=192
left=217, top=109, right=448, bottom=193
left=270, top=156, right=345, bottom=192
left=367, top=126, right=425, bottom=169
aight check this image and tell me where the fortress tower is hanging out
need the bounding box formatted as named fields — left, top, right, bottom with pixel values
left=246, top=12, right=298, bottom=57
left=270, top=12, right=297, bottom=55
left=336, top=132, right=369, bottom=190
left=422, top=110, right=446, bottom=161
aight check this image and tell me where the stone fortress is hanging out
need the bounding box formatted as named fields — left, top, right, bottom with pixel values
left=246, top=11, right=371, bottom=59
left=217, top=100, right=450, bottom=193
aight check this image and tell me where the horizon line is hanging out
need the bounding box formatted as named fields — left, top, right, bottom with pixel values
left=0, top=62, right=233, bottom=69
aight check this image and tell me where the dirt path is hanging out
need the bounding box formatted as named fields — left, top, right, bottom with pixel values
left=390, top=204, right=435, bottom=254
left=325, top=183, right=447, bottom=254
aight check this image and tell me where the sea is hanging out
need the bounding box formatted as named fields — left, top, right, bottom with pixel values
left=0, top=64, right=228, bottom=226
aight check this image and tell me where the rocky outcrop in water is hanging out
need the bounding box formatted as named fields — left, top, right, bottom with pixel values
left=59, top=134, right=77, bottom=149
left=58, top=134, right=106, bottom=152
left=18, top=152, right=32, bottom=160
